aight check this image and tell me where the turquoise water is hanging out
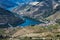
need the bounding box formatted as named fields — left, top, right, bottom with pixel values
left=0, top=0, right=41, bottom=27
left=19, top=17, right=41, bottom=26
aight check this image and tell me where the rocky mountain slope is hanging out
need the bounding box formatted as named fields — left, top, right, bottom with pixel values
left=46, top=10, right=60, bottom=21
left=12, top=0, right=60, bottom=22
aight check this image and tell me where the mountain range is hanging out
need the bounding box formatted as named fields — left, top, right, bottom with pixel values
left=12, top=0, right=60, bottom=22
left=0, top=0, right=60, bottom=23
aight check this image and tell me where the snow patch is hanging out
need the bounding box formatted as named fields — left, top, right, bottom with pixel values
left=29, top=2, right=39, bottom=5
left=53, top=4, right=59, bottom=9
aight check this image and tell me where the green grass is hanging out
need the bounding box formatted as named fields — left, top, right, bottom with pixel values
left=0, top=29, right=6, bottom=35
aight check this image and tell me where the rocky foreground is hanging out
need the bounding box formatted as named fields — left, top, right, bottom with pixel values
left=0, top=23, right=60, bottom=40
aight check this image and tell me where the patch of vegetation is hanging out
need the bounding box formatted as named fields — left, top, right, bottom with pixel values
left=0, top=29, right=6, bottom=35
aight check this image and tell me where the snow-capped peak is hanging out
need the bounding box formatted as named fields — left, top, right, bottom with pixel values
left=29, top=2, right=39, bottom=5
